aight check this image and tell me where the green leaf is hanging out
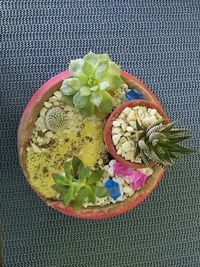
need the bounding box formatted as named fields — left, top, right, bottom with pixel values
left=83, top=51, right=98, bottom=66
left=64, top=162, right=71, bottom=179
left=80, top=86, right=91, bottom=96
left=136, top=119, right=143, bottom=131
left=72, top=156, right=83, bottom=173
left=95, top=186, right=108, bottom=198
left=87, top=170, right=104, bottom=185
left=85, top=186, right=96, bottom=204
left=73, top=91, right=88, bottom=109
left=95, top=60, right=109, bottom=73
left=52, top=184, right=69, bottom=194
left=82, top=61, right=95, bottom=76
left=169, top=135, right=192, bottom=144
left=79, top=74, right=88, bottom=85
left=97, top=54, right=110, bottom=61
left=90, top=91, right=103, bottom=107
left=90, top=85, right=98, bottom=91
left=62, top=94, right=74, bottom=106
left=98, top=91, right=114, bottom=113
left=108, top=61, right=120, bottom=74
left=77, top=165, right=90, bottom=183
left=52, top=173, right=71, bottom=185
left=60, top=79, right=77, bottom=96
left=59, top=186, right=74, bottom=207
left=69, top=59, right=83, bottom=77
left=99, top=80, right=110, bottom=90
left=78, top=101, right=94, bottom=118
left=161, top=122, right=176, bottom=133
left=107, top=75, right=122, bottom=89
left=73, top=187, right=88, bottom=210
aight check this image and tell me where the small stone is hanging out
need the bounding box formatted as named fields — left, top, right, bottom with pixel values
left=126, top=126, right=134, bottom=132
left=44, top=102, right=53, bottom=108
left=54, top=91, right=62, bottom=99
left=119, top=137, right=127, bottom=145
left=31, top=143, right=41, bottom=153
left=112, top=127, right=121, bottom=134
left=125, top=151, right=134, bottom=161
left=122, top=141, right=132, bottom=152
left=109, top=160, right=116, bottom=167
left=53, top=101, right=60, bottom=107
left=148, top=108, right=157, bottom=116
left=121, top=121, right=128, bottom=131
left=49, top=96, right=57, bottom=102
left=129, top=121, right=136, bottom=128
left=46, top=131, right=54, bottom=138
left=112, top=120, right=120, bottom=127
left=43, top=137, right=51, bottom=144
left=107, top=167, right=114, bottom=177
left=112, top=134, right=121, bottom=145
left=124, top=132, right=131, bottom=137
left=127, top=110, right=135, bottom=121
left=123, top=107, right=131, bottom=115
left=40, top=107, right=47, bottom=117
left=123, top=185, right=134, bottom=196
left=117, top=148, right=123, bottom=155
left=142, top=116, right=157, bottom=128
left=35, top=117, right=46, bottom=131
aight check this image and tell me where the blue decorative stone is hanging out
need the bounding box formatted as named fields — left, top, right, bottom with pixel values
left=125, top=89, right=144, bottom=101
left=104, top=179, right=121, bottom=201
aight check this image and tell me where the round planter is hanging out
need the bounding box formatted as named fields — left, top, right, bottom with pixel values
left=104, top=100, right=170, bottom=169
left=18, top=70, right=168, bottom=219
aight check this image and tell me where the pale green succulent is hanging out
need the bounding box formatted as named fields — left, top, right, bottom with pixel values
left=60, top=52, right=123, bottom=117
left=45, top=107, right=68, bottom=131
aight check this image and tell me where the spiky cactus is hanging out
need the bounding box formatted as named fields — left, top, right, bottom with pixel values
left=134, top=120, right=193, bottom=167
left=45, top=107, right=68, bottom=131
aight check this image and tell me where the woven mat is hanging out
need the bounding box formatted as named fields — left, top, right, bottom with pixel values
left=1, top=0, right=200, bottom=266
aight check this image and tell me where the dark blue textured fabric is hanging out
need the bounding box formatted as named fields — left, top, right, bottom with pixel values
left=1, top=0, right=200, bottom=266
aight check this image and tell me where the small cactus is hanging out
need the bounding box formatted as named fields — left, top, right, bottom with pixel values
left=45, top=107, right=68, bottom=131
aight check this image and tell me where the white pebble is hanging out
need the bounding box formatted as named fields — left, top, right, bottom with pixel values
left=107, top=167, right=114, bottom=177
left=49, top=96, right=57, bottom=102
left=31, top=143, right=41, bottom=153
left=112, top=120, right=120, bottom=127
left=121, top=121, right=128, bottom=131
left=117, top=148, right=123, bottom=155
left=40, top=107, right=47, bottom=117
left=125, top=151, right=134, bottom=161
left=142, top=116, right=157, bottom=128
left=123, top=107, right=132, bottom=115
left=122, top=141, right=132, bottom=152
left=112, top=134, right=121, bottom=145
left=112, top=127, right=121, bottom=134
left=129, top=121, right=136, bottom=128
left=124, top=132, right=131, bottom=137
left=109, top=160, right=116, bottom=167
left=46, top=131, right=54, bottom=138
left=148, top=108, right=157, bottom=116
left=126, top=126, right=134, bottom=132
left=44, top=102, right=53, bottom=108
left=54, top=91, right=62, bottom=99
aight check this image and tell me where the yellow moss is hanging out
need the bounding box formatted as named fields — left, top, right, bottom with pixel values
left=26, top=119, right=104, bottom=199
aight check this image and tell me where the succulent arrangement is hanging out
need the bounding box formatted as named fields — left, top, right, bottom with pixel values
left=134, top=120, right=193, bottom=167
left=19, top=51, right=194, bottom=218
left=60, top=51, right=123, bottom=117
left=52, top=156, right=108, bottom=209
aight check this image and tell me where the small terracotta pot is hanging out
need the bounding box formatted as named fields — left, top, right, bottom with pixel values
left=18, top=70, right=168, bottom=219
left=104, top=100, right=170, bottom=169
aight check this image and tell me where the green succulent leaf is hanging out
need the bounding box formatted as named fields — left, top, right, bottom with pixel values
left=73, top=187, right=88, bottom=210
left=52, top=184, right=69, bottom=194
left=85, top=186, right=96, bottom=204
left=78, top=74, right=88, bottom=85
left=169, top=135, right=192, bottom=144
left=80, top=86, right=91, bottom=96
left=87, top=169, right=104, bottom=185
left=60, top=79, right=77, bottom=96
left=97, top=54, right=110, bottom=61
left=59, top=186, right=74, bottom=207
left=72, top=156, right=83, bottom=173
left=136, top=119, right=143, bottom=131
left=77, top=164, right=91, bottom=183
left=62, top=94, right=74, bottom=106
left=90, top=91, right=103, bottom=107
left=82, top=61, right=95, bottom=76
left=98, top=91, right=114, bottom=113
left=73, top=91, right=88, bottom=108
left=78, top=101, right=94, bottom=118
left=99, top=80, right=110, bottom=90
left=64, top=162, right=71, bottom=179
left=52, top=173, right=71, bottom=186
left=83, top=51, right=98, bottom=66
left=95, top=186, right=108, bottom=198
left=95, top=60, right=109, bottom=73
left=107, top=75, right=122, bottom=90
left=69, top=59, right=83, bottom=77
left=108, top=61, right=120, bottom=74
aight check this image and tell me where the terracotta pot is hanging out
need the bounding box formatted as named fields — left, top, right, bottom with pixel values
left=104, top=100, right=170, bottom=169
left=18, top=70, right=168, bottom=219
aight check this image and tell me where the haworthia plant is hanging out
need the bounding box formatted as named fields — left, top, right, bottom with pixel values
left=133, top=119, right=194, bottom=167
left=60, top=52, right=123, bottom=117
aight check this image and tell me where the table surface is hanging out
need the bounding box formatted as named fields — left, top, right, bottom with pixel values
left=1, top=0, right=199, bottom=266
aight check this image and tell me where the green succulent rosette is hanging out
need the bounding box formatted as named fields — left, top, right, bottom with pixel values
left=60, top=52, right=123, bottom=117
